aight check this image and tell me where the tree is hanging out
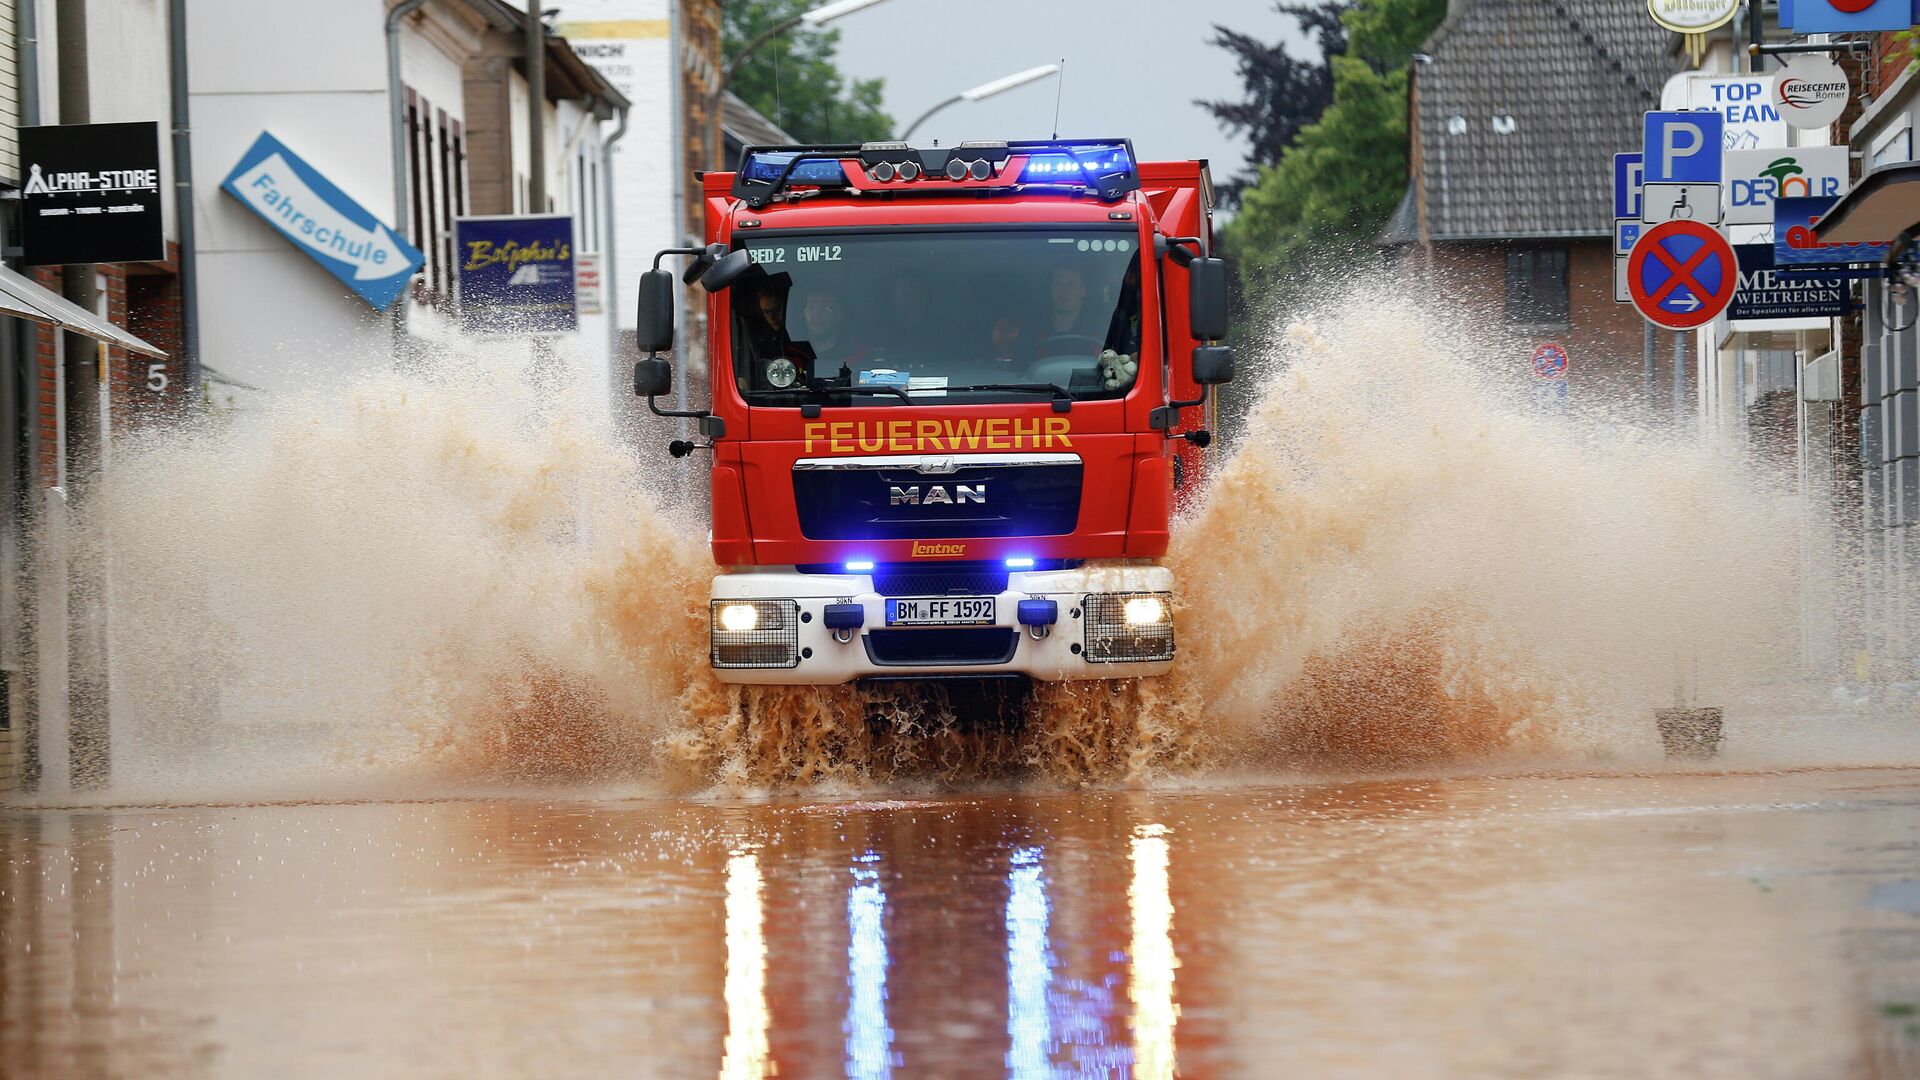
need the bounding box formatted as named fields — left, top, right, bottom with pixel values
left=1197, top=3, right=1350, bottom=202
left=1220, top=0, right=1446, bottom=309
left=723, top=1, right=893, bottom=145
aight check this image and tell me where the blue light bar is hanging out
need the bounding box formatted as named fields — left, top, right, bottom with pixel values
left=1016, top=144, right=1135, bottom=185
left=739, top=151, right=848, bottom=186
left=845, top=560, right=875, bottom=573
left=1004, top=557, right=1035, bottom=569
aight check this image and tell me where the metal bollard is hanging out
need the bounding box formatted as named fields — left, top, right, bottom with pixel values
left=1655, top=707, right=1724, bottom=761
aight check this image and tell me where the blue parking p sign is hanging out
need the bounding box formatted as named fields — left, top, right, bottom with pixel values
left=1614, top=153, right=1644, bottom=220
left=1643, top=112, right=1724, bottom=184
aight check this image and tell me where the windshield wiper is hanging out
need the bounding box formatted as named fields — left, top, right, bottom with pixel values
left=943, top=383, right=1074, bottom=411
left=741, top=382, right=912, bottom=404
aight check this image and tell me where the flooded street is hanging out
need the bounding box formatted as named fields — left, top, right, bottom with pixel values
left=6, top=766, right=1919, bottom=1078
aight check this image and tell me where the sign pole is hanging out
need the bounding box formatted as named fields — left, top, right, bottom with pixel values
left=1644, top=322, right=1657, bottom=413
left=1673, top=329, right=1688, bottom=423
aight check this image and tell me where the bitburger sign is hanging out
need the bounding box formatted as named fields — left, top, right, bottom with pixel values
left=20, top=121, right=164, bottom=266
left=1648, top=0, right=1739, bottom=32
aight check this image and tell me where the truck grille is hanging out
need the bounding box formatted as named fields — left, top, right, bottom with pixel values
left=872, top=563, right=1008, bottom=597
left=864, top=628, right=1019, bottom=666
left=793, top=458, right=1082, bottom=540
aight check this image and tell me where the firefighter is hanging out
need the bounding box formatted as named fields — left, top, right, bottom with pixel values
left=795, top=284, right=870, bottom=381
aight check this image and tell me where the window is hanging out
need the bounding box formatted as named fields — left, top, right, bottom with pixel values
left=729, top=228, right=1145, bottom=408
left=1505, top=246, right=1569, bottom=326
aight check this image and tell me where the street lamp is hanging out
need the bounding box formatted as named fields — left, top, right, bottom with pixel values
left=706, top=0, right=896, bottom=174
left=721, top=0, right=894, bottom=99
left=901, top=64, right=1061, bottom=141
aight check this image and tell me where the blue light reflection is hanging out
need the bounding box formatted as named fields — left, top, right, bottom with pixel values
left=844, top=853, right=896, bottom=1079
left=1005, top=846, right=1052, bottom=1078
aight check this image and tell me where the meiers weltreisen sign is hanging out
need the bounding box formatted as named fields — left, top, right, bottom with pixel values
left=20, top=121, right=164, bottom=266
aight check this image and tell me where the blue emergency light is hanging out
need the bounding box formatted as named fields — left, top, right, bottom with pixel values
left=1016, top=144, right=1135, bottom=184
left=738, top=151, right=850, bottom=187
left=732, top=139, right=1140, bottom=206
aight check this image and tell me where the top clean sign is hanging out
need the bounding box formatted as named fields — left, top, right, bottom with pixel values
left=1644, top=111, right=1725, bottom=184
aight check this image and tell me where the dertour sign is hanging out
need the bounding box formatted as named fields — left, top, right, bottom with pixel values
left=1648, top=0, right=1739, bottom=33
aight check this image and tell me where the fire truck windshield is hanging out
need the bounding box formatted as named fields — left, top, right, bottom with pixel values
left=729, top=228, right=1144, bottom=407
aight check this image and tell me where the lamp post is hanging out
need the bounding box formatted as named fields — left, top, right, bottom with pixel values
left=708, top=0, right=894, bottom=170
left=900, top=64, right=1061, bottom=141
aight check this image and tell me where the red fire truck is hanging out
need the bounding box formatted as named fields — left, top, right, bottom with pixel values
left=633, top=139, right=1231, bottom=694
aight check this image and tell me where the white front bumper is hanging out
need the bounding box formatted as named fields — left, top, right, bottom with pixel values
left=709, top=564, right=1175, bottom=684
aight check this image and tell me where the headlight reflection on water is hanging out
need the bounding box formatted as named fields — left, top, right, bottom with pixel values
left=720, top=852, right=769, bottom=1080
left=1129, top=825, right=1178, bottom=1080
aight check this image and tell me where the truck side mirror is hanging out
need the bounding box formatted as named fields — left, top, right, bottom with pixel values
left=1189, top=257, right=1229, bottom=341
left=682, top=242, right=725, bottom=285
left=636, top=269, right=675, bottom=353
left=1193, top=344, right=1234, bottom=386
left=634, top=357, right=672, bottom=398
left=701, top=249, right=754, bottom=292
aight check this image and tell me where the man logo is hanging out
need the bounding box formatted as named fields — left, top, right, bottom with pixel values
left=890, top=484, right=987, bottom=506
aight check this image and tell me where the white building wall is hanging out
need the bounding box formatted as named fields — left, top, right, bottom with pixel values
left=555, top=0, right=676, bottom=330
left=83, top=0, right=174, bottom=238
left=187, top=0, right=397, bottom=404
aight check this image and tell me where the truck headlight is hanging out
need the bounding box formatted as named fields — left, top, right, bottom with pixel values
left=711, top=600, right=800, bottom=669
left=718, top=602, right=760, bottom=632
left=1123, top=595, right=1167, bottom=626
left=1083, top=592, right=1175, bottom=663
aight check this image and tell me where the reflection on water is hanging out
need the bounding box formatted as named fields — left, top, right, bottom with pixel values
left=720, top=851, right=769, bottom=1080
left=5, top=771, right=1920, bottom=1077
left=1130, top=824, right=1178, bottom=1080
left=844, top=852, right=894, bottom=1079
left=1005, top=846, right=1053, bottom=1078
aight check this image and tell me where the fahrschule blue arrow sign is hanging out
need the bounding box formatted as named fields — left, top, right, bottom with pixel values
left=220, top=131, right=425, bottom=310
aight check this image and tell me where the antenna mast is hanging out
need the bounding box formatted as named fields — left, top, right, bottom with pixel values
left=1050, top=58, right=1066, bottom=140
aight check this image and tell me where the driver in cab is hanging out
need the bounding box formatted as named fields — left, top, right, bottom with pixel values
left=986, top=264, right=1138, bottom=391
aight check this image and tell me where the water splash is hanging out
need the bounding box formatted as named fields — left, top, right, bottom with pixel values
left=67, top=287, right=1915, bottom=798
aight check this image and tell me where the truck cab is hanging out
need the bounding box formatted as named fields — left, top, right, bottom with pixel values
left=634, top=139, right=1231, bottom=689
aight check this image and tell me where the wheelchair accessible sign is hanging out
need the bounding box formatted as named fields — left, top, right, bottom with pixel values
left=221, top=131, right=425, bottom=310
left=1627, top=219, right=1737, bottom=329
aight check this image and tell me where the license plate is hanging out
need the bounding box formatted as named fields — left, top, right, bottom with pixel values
left=885, top=596, right=996, bottom=626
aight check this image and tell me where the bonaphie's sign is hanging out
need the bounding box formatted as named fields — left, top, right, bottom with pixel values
left=21, top=121, right=165, bottom=266
left=454, top=214, right=578, bottom=334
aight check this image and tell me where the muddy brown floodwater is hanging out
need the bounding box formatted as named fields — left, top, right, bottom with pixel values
left=5, top=767, right=1920, bottom=1079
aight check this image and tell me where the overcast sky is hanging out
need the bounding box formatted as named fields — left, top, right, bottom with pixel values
left=828, top=0, right=1314, bottom=184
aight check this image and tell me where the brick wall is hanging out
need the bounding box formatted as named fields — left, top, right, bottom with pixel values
left=31, top=268, right=59, bottom=490
left=1419, top=239, right=1687, bottom=418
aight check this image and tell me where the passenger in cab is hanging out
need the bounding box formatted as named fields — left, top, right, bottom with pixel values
left=1036, top=265, right=1105, bottom=354
left=874, top=273, right=936, bottom=367
left=794, top=284, right=870, bottom=380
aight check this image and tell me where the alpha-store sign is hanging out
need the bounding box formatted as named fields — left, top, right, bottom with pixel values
left=20, top=121, right=165, bottom=266
left=1648, top=0, right=1738, bottom=32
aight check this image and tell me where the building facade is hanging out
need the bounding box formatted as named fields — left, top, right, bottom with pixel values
left=1386, top=0, right=1683, bottom=419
